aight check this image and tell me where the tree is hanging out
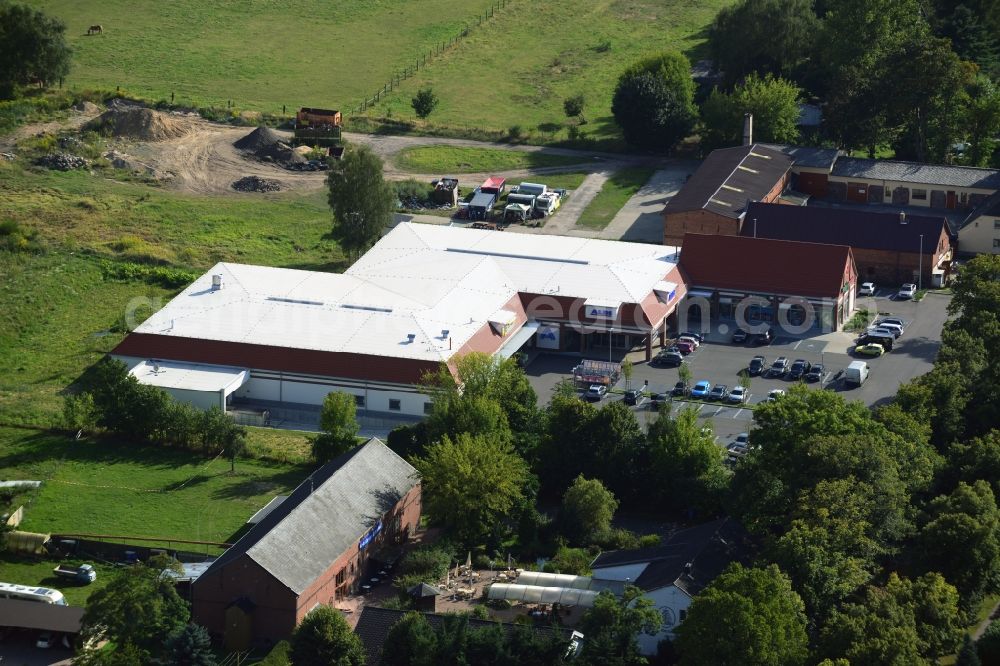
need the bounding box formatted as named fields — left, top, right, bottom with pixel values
left=80, top=555, right=189, bottom=661
left=579, top=586, right=662, bottom=666
left=819, top=573, right=963, bottom=664
left=313, top=392, right=360, bottom=463
left=0, top=2, right=72, bottom=98
left=708, top=0, right=819, bottom=87
left=412, top=432, right=530, bottom=546
left=942, top=4, right=999, bottom=76
left=675, top=563, right=808, bottom=666
left=962, top=75, right=1000, bottom=166
left=645, top=405, right=727, bottom=513
left=411, top=88, right=439, bottom=119
left=560, top=475, right=619, bottom=544
left=162, top=623, right=217, bottom=666
left=289, top=606, right=365, bottom=666
left=700, top=73, right=802, bottom=150
left=563, top=94, right=586, bottom=123
left=622, top=358, right=633, bottom=391
left=63, top=392, right=97, bottom=433
left=913, top=480, right=1000, bottom=604
left=978, top=617, right=1000, bottom=664
left=611, top=51, right=698, bottom=152
left=327, top=144, right=395, bottom=258
left=677, top=362, right=692, bottom=388
left=382, top=611, right=438, bottom=666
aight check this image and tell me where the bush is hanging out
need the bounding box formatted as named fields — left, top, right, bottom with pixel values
left=62, top=392, right=97, bottom=433
left=100, top=260, right=198, bottom=288
left=979, top=618, right=1000, bottom=663
left=593, top=526, right=639, bottom=550
left=543, top=545, right=592, bottom=575
left=258, top=640, right=291, bottom=666
left=0, top=219, right=42, bottom=254
left=639, top=534, right=662, bottom=548
left=487, top=597, right=513, bottom=610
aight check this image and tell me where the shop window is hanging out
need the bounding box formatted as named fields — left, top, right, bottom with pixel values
left=389, top=399, right=401, bottom=411
left=912, top=189, right=927, bottom=200
left=354, top=395, right=365, bottom=408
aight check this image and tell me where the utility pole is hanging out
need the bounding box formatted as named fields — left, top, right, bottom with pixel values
left=918, top=234, right=924, bottom=292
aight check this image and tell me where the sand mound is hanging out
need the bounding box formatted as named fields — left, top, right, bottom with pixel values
left=86, top=107, right=190, bottom=141
left=234, top=126, right=282, bottom=151
left=73, top=101, right=101, bottom=114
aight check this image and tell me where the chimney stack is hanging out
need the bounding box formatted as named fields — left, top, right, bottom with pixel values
left=742, top=113, right=753, bottom=146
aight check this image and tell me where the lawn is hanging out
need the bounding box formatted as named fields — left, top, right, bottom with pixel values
left=364, top=0, right=735, bottom=146
left=30, top=0, right=499, bottom=113
left=0, top=427, right=310, bottom=552
left=0, top=553, right=115, bottom=606
left=576, top=167, right=654, bottom=230
left=394, top=145, right=588, bottom=173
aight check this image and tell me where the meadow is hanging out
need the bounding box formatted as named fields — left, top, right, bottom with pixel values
left=576, top=167, right=655, bottom=229
left=394, top=145, right=586, bottom=173
left=34, top=0, right=733, bottom=146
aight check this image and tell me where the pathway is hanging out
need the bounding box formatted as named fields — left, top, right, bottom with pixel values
left=515, top=170, right=612, bottom=235
left=598, top=166, right=693, bottom=242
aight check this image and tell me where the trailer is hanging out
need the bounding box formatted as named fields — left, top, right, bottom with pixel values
left=468, top=191, right=498, bottom=220
left=52, top=564, right=96, bottom=584
left=480, top=176, right=506, bottom=195
left=507, top=193, right=537, bottom=208
left=516, top=182, right=547, bottom=197
left=572, top=360, right=621, bottom=387
left=534, top=193, right=560, bottom=216
left=294, top=107, right=342, bottom=146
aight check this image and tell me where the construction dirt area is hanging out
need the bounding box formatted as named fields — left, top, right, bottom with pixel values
left=7, top=102, right=655, bottom=198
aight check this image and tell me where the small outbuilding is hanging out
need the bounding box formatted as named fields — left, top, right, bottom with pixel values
left=407, top=582, right=441, bottom=612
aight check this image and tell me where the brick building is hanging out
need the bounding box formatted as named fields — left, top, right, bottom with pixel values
left=677, top=233, right=857, bottom=332
left=662, top=144, right=792, bottom=246
left=744, top=202, right=954, bottom=287
left=192, top=438, right=420, bottom=650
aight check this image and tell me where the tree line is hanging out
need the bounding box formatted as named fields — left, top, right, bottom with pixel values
left=611, top=0, right=1000, bottom=166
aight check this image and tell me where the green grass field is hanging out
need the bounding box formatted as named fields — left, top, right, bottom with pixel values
left=576, top=167, right=654, bottom=229
left=0, top=553, right=115, bottom=605
left=0, top=426, right=309, bottom=553
left=31, top=0, right=499, bottom=113
left=395, top=145, right=587, bottom=173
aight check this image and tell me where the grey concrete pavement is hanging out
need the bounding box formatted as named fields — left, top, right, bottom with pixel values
left=527, top=171, right=612, bottom=235
left=600, top=166, right=695, bottom=242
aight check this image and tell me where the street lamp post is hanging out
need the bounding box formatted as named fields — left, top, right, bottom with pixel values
left=918, top=234, right=924, bottom=292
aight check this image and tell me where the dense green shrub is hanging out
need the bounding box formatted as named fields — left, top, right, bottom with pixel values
left=100, top=260, right=198, bottom=288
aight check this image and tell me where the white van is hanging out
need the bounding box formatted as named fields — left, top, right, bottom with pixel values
left=844, top=361, right=870, bottom=387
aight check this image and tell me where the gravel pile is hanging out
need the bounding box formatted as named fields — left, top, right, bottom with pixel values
left=233, top=126, right=282, bottom=151
left=85, top=106, right=191, bottom=141
left=232, top=176, right=281, bottom=192
left=36, top=153, right=89, bottom=170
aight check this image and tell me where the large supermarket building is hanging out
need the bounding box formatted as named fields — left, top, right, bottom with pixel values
left=113, top=223, right=687, bottom=418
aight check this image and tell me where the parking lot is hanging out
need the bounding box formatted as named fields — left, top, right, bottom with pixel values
left=523, top=290, right=950, bottom=447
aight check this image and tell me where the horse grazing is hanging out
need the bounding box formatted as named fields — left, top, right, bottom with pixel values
left=87, top=24, right=103, bottom=35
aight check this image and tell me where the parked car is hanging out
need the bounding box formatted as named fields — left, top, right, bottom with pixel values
left=691, top=381, right=712, bottom=398
left=873, top=321, right=904, bottom=337
left=748, top=355, right=767, bottom=376
left=677, top=334, right=701, bottom=349
left=671, top=381, right=690, bottom=397
left=788, top=359, right=812, bottom=380
left=876, top=317, right=906, bottom=329
left=732, top=329, right=748, bottom=343
left=859, top=282, right=877, bottom=296
left=709, top=384, right=729, bottom=401
left=674, top=339, right=696, bottom=354
left=585, top=385, right=608, bottom=401
left=855, top=343, right=886, bottom=357
left=733, top=432, right=750, bottom=447
left=897, top=283, right=917, bottom=299
left=768, top=357, right=790, bottom=377
left=727, top=386, right=748, bottom=404
left=649, top=392, right=668, bottom=407
left=750, top=326, right=774, bottom=346
left=859, top=331, right=894, bottom=351
left=867, top=325, right=900, bottom=338
left=766, top=388, right=786, bottom=402
left=805, top=363, right=825, bottom=382
left=727, top=442, right=748, bottom=457
left=53, top=563, right=96, bottom=584
left=623, top=389, right=641, bottom=405
left=654, top=350, right=684, bottom=366
left=680, top=331, right=705, bottom=343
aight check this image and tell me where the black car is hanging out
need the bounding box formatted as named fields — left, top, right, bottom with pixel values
left=788, top=359, right=812, bottom=380
left=748, top=355, right=767, bottom=376
left=671, top=381, right=690, bottom=397
left=649, top=392, right=668, bottom=407
left=804, top=363, right=825, bottom=382
left=623, top=390, right=641, bottom=405
left=654, top=350, right=684, bottom=367
left=750, top=326, right=774, bottom=346
left=732, top=329, right=748, bottom=343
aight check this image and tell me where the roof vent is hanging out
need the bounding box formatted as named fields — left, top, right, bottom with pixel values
left=900, top=211, right=907, bottom=225
left=406, top=333, right=416, bottom=343
left=211, top=274, right=223, bottom=291
left=441, top=329, right=450, bottom=338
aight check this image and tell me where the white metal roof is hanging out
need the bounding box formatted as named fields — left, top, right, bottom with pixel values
left=128, top=359, right=249, bottom=394
left=132, top=223, right=679, bottom=363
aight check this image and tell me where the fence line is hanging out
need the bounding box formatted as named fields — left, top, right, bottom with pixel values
left=352, top=0, right=513, bottom=115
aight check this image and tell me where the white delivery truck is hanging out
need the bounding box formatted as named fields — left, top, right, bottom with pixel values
left=844, top=361, right=870, bottom=387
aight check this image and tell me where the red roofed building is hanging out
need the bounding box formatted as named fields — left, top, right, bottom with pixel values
left=677, top=233, right=857, bottom=332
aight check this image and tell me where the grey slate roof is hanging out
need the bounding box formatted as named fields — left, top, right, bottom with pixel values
left=664, top=144, right=792, bottom=220
left=961, top=190, right=1000, bottom=229
left=831, top=157, right=1000, bottom=189
left=744, top=202, right=949, bottom=253
left=354, top=607, right=576, bottom=666
left=591, top=518, right=752, bottom=594
left=199, top=438, right=418, bottom=595
left=758, top=143, right=841, bottom=170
